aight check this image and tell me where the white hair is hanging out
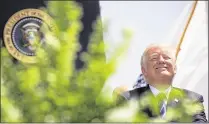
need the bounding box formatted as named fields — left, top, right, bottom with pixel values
left=140, top=43, right=177, bottom=68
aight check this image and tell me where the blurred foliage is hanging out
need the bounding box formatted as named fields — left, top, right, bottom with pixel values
left=1, top=1, right=130, bottom=122
left=1, top=1, right=204, bottom=123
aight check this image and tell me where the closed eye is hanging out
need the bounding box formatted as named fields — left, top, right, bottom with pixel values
left=151, top=58, right=157, bottom=60
left=163, top=56, right=171, bottom=60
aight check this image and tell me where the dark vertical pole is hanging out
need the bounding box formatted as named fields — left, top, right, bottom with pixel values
left=75, top=1, right=102, bottom=70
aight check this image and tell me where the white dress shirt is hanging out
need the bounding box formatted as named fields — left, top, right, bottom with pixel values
left=149, top=85, right=171, bottom=98
left=149, top=85, right=172, bottom=118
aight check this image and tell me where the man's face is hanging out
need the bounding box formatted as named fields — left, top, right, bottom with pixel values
left=142, top=46, right=176, bottom=85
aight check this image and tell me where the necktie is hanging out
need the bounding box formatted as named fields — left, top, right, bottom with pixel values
left=156, top=93, right=167, bottom=117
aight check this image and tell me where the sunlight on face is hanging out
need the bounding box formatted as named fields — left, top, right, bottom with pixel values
left=141, top=45, right=176, bottom=86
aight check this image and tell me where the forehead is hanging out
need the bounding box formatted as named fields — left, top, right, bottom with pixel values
left=146, top=46, right=174, bottom=57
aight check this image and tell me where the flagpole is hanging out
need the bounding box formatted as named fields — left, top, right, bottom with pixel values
left=175, top=0, right=198, bottom=58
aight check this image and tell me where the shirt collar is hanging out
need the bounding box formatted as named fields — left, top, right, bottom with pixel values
left=149, top=85, right=172, bottom=99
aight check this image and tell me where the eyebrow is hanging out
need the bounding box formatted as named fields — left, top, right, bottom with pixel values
left=149, top=52, right=172, bottom=58
left=149, top=53, right=160, bottom=57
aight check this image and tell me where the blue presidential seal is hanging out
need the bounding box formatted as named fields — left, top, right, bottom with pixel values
left=3, top=8, right=56, bottom=63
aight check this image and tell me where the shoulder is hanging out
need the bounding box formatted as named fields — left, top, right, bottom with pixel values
left=121, top=86, right=150, bottom=100
left=172, top=87, right=204, bottom=102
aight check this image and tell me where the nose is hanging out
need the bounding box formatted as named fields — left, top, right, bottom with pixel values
left=157, top=55, right=165, bottom=64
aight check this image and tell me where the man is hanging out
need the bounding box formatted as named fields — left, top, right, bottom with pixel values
left=116, top=44, right=207, bottom=122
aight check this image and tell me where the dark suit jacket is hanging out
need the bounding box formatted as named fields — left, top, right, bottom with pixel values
left=116, top=85, right=207, bottom=122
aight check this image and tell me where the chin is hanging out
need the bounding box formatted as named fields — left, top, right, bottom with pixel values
left=157, top=73, right=172, bottom=78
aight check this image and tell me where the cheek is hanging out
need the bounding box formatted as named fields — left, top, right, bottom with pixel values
left=166, top=61, right=176, bottom=71
left=147, top=61, right=155, bottom=67
left=146, top=66, right=156, bottom=76
left=142, top=65, right=152, bottom=76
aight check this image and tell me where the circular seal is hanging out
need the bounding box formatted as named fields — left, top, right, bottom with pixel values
left=3, top=8, right=56, bottom=63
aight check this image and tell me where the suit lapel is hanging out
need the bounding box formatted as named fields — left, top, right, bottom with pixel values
left=167, top=98, right=179, bottom=108
left=134, top=86, right=186, bottom=118
left=167, top=87, right=184, bottom=107
left=138, top=85, right=159, bottom=118
left=139, top=86, right=185, bottom=118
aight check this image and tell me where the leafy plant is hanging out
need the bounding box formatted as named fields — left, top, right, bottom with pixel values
left=1, top=1, right=131, bottom=122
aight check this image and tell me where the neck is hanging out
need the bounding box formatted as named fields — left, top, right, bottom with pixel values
left=147, top=77, right=173, bottom=89
left=149, top=82, right=171, bottom=91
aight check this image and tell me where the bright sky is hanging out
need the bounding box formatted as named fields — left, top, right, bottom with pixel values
left=100, top=1, right=192, bottom=90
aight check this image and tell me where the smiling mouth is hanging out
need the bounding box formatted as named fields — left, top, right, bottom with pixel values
left=156, top=67, right=168, bottom=69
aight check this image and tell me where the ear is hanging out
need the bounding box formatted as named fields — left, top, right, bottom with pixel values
left=173, top=64, right=177, bottom=74
left=141, top=66, right=147, bottom=76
